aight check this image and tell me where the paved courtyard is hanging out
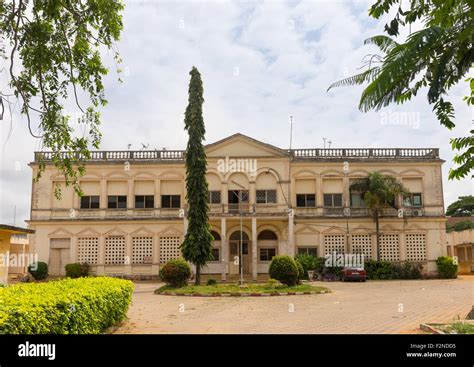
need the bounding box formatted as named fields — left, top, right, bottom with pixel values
left=116, top=276, right=474, bottom=334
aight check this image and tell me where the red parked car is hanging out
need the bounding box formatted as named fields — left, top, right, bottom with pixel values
left=341, top=267, right=367, bottom=282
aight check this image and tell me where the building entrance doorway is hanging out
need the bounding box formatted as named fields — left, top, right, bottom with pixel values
left=228, top=231, right=250, bottom=274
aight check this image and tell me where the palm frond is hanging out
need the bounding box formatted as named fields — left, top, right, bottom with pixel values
left=327, top=68, right=380, bottom=92
left=363, top=35, right=399, bottom=53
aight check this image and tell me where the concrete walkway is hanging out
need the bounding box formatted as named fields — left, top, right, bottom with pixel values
left=116, top=276, right=474, bottom=334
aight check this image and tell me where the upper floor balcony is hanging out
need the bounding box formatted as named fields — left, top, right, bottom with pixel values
left=30, top=202, right=444, bottom=222
left=290, top=148, right=440, bottom=161
left=32, top=147, right=440, bottom=165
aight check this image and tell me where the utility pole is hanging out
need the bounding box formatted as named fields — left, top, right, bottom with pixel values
left=289, top=115, right=294, bottom=150
left=231, top=180, right=246, bottom=285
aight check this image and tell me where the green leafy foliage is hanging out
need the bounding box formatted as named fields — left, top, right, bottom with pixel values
left=392, top=261, right=423, bottom=279
left=328, top=0, right=474, bottom=179
left=446, top=195, right=474, bottom=216
left=294, top=258, right=305, bottom=283
left=65, top=262, right=90, bottom=278
left=294, top=253, right=323, bottom=279
left=350, top=172, right=408, bottom=260
left=364, top=260, right=422, bottom=280
left=206, top=279, right=217, bottom=286
left=364, top=260, right=395, bottom=279
left=446, top=220, right=474, bottom=233
left=269, top=255, right=299, bottom=286
left=0, top=0, right=124, bottom=197
left=181, top=67, right=213, bottom=285
left=28, top=261, right=48, bottom=280
left=159, top=258, right=192, bottom=288
left=436, top=256, right=458, bottom=279
left=0, top=277, right=134, bottom=334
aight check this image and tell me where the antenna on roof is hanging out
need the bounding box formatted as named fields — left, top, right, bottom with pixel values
left=323, top=138, right=327, bottom=149
left=289, top=115, right=294, bottom=150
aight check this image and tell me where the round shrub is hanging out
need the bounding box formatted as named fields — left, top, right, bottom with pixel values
left=159, top=258, right=191, bottom=287
left=65, top=263, right=82, bottom=278
left=65, top=263, right=90, bottom=278
left=295, top=258, right=305, bottom=282
left=269, top=255, right=299, bottom=286
left=436, top=256, right=458, bottom=279
left=28, top=262, right=48, bottom=280
left=206, top=278, right=217, bottom=286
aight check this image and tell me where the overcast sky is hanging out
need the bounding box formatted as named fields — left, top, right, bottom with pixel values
left=0, top=0, right=472, bottom=226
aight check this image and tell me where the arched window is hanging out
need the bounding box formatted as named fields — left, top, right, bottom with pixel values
left=258, top=230, right=278, bottom=240
left=230, top=231, right=249, bottom=241
left=210, top=231, right=221, bottom=241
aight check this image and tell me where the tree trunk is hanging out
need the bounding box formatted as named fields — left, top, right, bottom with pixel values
left=375, top=212, right=380, bottom=261
left=195, top=265, right=201, bottom=285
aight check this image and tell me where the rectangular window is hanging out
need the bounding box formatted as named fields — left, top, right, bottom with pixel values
left=80, top=195, right=100, bottom=209
left=324, top=193, right=343, bottom=207
left=161, top=195, right=181, bottom=208
left=228, top=190, right=249, bottom=203
left=108, top=195, right=127, bottom=209
left=404, top=193, right=422, bottom=207
left=259, top=248, right=276, bottom=261
left=256, top=190, right=277, bottom=204
left=211, top=248, right=220, bottom=262
left=135, top=195, right=154, bottom=209
left=296, top=194, right=316, bottom=207
left=350, top=193, right=366, bottom=208
left=297, top=247, right=318, bottom=257
left=209, top=190, right=221, bottom=204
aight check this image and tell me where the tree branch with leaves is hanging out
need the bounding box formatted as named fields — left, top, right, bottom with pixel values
left=0, top=0, right=124, bottom=197
left=328, top=0, right=473, bottom=179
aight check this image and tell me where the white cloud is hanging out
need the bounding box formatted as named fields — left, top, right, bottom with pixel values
left=0, top=0, right=471, bottom=225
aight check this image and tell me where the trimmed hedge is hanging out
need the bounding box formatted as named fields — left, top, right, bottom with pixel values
left=0, top=277, right=134, bottom=334
left=436, top=256, right=458, bottom=279
left=159, top=258, right=191, bottom=287
left=365, top=260, right=423, bottom=280
left=269, top=255, right=299, bottom=286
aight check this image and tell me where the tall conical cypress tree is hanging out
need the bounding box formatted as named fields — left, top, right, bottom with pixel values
left=181, top=66, right=213, bottom=285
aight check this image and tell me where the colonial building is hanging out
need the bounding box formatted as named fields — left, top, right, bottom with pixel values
left=27, top=133, right=447, bottom=279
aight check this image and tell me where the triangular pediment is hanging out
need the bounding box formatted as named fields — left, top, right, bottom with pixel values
left=104, top=227, right=127, bottom=236
left=158, top=226, right=183, bottom=236
left=76, top=228, right=101, bottom=237
left=322, top=226, right=346, bottom=234
left=295, top=225, right=320, bottom=234
left=131, top=227, right=155, bottom=236
left=48, top=228, right=74, bottom=238
left=206, top=133, right=288, bottom=158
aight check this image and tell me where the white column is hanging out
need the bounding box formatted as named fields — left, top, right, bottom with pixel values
left=70, top=236, right=77, bottom=263
left=152, top=234, right=160, bottom=276
left=97, top=235, right=105, bottom=275
left=252, top=216, right=257, bottom=281
left=183, top=216, right=188, bottom=235
left=221, top=217, right=227, bottom=281
left=127, top=179, right=134, bottom=209
left=100, top=179, right=107, bottom=209
left=124, top=234, right=132, bottom=276
left=288, top=210, right=295, bottom=256
left=249, top=181, right=256, bottom=213
left=399, top=232, right=406, bottom=261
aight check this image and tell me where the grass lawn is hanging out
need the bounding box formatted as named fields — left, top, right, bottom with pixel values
left=155, top=283, right=330, bottom=295
left=438, top=322, right=474, bottom=334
